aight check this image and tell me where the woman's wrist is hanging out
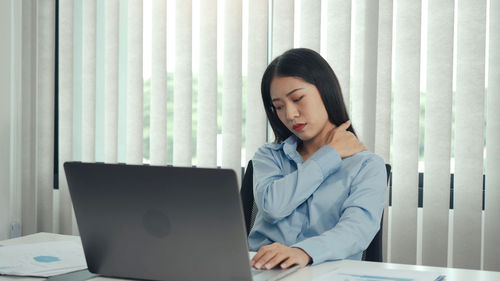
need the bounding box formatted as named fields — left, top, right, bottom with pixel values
left=292, top=247, right=312, bottom=265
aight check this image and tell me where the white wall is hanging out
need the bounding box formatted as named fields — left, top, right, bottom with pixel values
left=0, top=0, right=13, bottom=241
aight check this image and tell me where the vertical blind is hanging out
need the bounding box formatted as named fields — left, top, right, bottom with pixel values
left=271, top=0, right=294, bottom=58
left=173, top=0, right=192, bottom=166
left=19, top=0, right=39, bottom=236
left=453, top=0, right=487, bottom=270
left=391, top=0, right=421, bottom=265
left=197, top=0, right=218, bottom=168
left=103, top=0, right=119, bottom=164
left=421, top=0, right=454, bottom=268
left=299, top=0, right=320, bottom=52
left=325, top=0, right=351, bottom=113
left=37, top=0, right=56, bottom=234
left=350, top=0, right=378, bottom=152
left=222, top=0, right=243, bottom=180
left=8, top=0, right=499, bottom=271
left=58, top=0, right=74, bottom=235
left=245, top=0, right=267, bottom=166
left=374, top=0, right=392, bottom=262
left=150, top=0, right=167, bottom=166
left=484, top=0, right=500, bottom=271
left=126, top=0, right=144, bottom=165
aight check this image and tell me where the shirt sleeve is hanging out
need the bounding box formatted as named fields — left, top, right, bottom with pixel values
left=252, top=144, right=342, bottom=224
left=291, top=155, right=387, bottom=264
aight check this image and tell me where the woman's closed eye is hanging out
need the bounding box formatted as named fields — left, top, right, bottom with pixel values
left=292, top=96, right=304, bottom=103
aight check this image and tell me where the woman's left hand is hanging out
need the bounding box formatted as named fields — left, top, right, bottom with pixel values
left=251, top=242, right=311, bottom=270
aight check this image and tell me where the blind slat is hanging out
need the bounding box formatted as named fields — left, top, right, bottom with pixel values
left=421, top=0, right=454, bottom=267
left=351, top=0, right=378, bottom=152
left=20, top=0, right=38, bottom=235
left=391, top=0, right=421, bottom=264
left=245, top=0, right=268, bottom=163
left=125, top=0, right=143, bottom=164
left=95, top=0, right=105, bottom=162
left=374, top=0, right=392, bottom=163
left=453, top=0, right=487, bottom=270
left=222, top=0, right=243, bottom=180
left=374, top=0, right=393, bottom=262
left=173, top=0, right=192, bottom=166
left=58, top=0, right=73, bottom=234
left=484, top=0, right=500, bottom=271
left=81, top=0, right=97, bottom=163
left=150, top=0, right=167, bottom=166
left=37, top=0, right=55, bottom=233
left=299, top=0, right=320, bottom=52
left=104, top=0, right=119, bottom=163
left=0, top=0, right=12, bottom=241
left=196, top=0, right=217, bottom=168
left=325, top=0, right=351, bottom=110
left=271, top=0, right=294, bottom=58
left=58, top=0, right=74, bottom=235
left=268, top=0, right=294, bottom=143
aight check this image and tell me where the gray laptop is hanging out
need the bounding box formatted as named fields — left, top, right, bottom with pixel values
left=64, top=162, right=298, bottom=281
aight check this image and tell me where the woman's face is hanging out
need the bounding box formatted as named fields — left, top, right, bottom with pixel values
left=270, top=76, right=334, bottom=143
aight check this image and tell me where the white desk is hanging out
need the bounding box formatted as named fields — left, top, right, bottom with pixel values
left=1, top=233, right=499, bottom=281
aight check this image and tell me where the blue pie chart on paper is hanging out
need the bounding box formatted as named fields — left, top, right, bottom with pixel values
left=33, top=256, right=60, bottom=263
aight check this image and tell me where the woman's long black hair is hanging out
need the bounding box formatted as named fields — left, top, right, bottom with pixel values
left=261, top=48, right=356, bottom=143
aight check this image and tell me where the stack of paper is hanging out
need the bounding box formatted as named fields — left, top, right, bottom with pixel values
left=313, top=264, right=445, bottom=281
left=0, top=240, right=87, bottom=277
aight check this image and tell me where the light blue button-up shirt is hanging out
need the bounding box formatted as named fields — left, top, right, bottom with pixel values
left=248, top=135, right=387, bottom=264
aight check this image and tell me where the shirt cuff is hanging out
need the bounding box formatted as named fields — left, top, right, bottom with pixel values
left=308, top=145, right=341, bottom=178
left=292, top=237, right=332, bottom=265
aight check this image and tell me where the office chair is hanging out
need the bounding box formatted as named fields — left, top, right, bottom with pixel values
left=240, top=160, right=391, bottom=263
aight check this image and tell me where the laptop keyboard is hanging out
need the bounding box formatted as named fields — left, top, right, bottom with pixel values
left=250, top=265, right=299, bottom=281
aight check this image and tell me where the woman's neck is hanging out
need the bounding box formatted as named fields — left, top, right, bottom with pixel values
left=297, top=123, right=335, bottom=161
left=298, top=139, right=323, bottom=159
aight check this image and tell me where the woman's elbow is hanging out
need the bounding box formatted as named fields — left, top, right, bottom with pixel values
left=259, top=204, right=289, bottom=223
left=257, top=196, right=292, bottom=223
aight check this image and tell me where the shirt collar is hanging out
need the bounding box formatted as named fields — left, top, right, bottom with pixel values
left=282, top=135, right=304, bottom=163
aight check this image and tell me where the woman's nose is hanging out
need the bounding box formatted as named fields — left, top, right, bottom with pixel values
left=286, top=105, right=299, bottom=120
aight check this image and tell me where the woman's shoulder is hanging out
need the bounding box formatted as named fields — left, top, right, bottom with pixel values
left=352, top=150, right=385, bottom=162
left=253, top=143, right=283, bottom=158
left=255, top=136, right=299, bottom=154
left=259, top=142, right=285, bottom=151
left=252, top=142, right=287, bottom=163
left=255, top=137, right=297, bottom=157
left=343, top=150, right=386, bottom=173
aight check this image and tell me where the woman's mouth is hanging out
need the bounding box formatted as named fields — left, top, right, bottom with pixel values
left=293, top=124, right=306, bottom=131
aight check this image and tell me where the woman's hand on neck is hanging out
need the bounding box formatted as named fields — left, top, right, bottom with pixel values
left=326, top=121, right=366, bottom=158
left=298, top=120, right=366, bottom=161
left=298, top=122, right=336, bottom=161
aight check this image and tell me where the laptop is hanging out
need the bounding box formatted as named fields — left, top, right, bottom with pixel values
left=64, top=162, right=299, bottom=281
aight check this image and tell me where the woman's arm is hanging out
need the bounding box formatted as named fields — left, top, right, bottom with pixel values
left=251, top=154, right=387, bottom=269
left=253, top=121, right=365, bottom=224
left=291, top=155, right=387, bottom=264
left=253, top=144, right=342, bottom=224
left=292, top=156, right=387, bottom=263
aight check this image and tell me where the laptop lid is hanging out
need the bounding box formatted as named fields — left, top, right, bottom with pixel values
left=64, top=162, right=253, bottom=281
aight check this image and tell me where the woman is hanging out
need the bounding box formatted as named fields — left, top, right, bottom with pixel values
left=249, top=48, right=387, bottom=270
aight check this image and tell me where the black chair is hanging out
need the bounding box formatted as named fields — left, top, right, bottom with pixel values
left=241, top=160, right=258, bottom=236
left=362, top=163, right=391, bottom=262
left=240, top=160, right=391, bottom=262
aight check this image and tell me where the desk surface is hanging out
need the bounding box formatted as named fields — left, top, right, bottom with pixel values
left=1, top=233, right=499, bottom=281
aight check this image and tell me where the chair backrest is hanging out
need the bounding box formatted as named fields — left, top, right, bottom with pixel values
left=362, top=163, right=391, bottom=262
left=241, top=160, right=257, bottom=236
left=240, top=160, right=392, bottom=262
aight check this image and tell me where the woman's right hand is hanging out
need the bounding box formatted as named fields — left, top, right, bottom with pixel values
left=327, top=120, right=365, bottom=158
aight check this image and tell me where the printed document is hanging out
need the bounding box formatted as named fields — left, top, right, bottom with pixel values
left=313, top=264, right=445, bottom=281
left=0, top=240, right=87, bottom=277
